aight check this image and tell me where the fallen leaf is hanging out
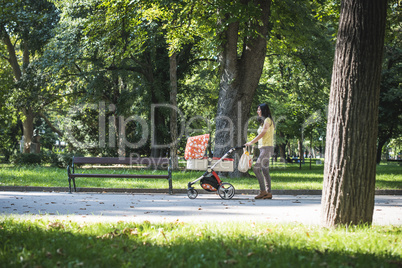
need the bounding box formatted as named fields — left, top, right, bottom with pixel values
left=47, top=222, right=65, bottom=230
left=56, top=248, right=65, bottom=256
left=224, top=259, right=238, bottom=264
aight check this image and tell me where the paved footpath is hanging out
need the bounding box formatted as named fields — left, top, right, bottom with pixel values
left=0, top=191, right=401, bottom=225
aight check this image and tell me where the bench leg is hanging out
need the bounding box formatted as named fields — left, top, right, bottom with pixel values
left=72, top=178, right=77, bottom=192
left=68, top=177, right=72, bottom=194
left=68, top=176, right=77, bottom=193
left=168, top=159, right=173, bottom=195
left=168, top=178, right=173, bottom=195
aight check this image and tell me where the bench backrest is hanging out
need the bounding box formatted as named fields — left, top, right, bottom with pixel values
left=73, top=157, right=170, bottom=167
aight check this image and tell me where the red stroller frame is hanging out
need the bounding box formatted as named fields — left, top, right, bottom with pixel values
left=184, top=134, right=244, bottom=200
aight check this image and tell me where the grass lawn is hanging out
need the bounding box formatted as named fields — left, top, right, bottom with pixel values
left=0, top=162, right=400, bottom=191
left=0, top=217, right=401, bottom=267
left=1, top=163, right=401, bottom=267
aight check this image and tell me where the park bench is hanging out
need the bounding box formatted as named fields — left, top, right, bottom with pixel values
left=386, top=159, right=402, bottom=165
left=67, top=156, right=172, bottom=194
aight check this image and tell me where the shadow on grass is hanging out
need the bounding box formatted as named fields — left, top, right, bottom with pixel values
left=1, top=219, right=401, bottom=267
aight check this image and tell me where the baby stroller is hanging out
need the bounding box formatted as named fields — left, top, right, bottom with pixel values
left=184, top=134, right=244, bottom=200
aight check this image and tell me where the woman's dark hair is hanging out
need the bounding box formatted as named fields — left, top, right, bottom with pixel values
left=257, top=103, right=274, bottom=126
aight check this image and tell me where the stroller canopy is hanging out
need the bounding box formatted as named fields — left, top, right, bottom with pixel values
left=184, top=134, right=210, bottom=160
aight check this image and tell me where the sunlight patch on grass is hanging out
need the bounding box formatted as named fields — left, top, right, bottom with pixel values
left=0, top=163, right=400, bottom=190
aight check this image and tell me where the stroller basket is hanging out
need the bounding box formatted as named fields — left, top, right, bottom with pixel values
left=186, top=157, right=234, bottom=172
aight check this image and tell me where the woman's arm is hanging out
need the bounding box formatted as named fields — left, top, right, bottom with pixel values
left=245, top=119, right=271, bottom=146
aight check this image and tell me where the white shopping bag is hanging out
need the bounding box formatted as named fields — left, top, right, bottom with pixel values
left=238, top=146, right=252, bottom=172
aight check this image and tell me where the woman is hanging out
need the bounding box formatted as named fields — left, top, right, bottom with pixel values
left=245, top=103, right=275, bottom=199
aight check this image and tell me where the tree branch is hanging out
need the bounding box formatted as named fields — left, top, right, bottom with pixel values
left=37, top=111, right=64, bottom=138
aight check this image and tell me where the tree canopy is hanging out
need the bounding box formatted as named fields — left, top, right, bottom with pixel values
left=0, top=0, right=400, bottom=166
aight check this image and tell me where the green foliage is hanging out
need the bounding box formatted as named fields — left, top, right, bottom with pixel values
left=11, top=153, right=42, bottom=165
left=0, top=0, right=60, bottom=54
left=377, top=2, right=402, bottom=151
left=253, top=0, right=335, bottom=151
left=45, top=151, right=76, bottom=168
left=0, top=54, right=20, bottom=161
left=8, top=151, right=76, bottom=167
left=0, top=0, right=400, bottom=161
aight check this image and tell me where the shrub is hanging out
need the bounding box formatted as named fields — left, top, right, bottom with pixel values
left=47, top=152, right=76, bottom=168
left=11, top=153, right=42, bottom=165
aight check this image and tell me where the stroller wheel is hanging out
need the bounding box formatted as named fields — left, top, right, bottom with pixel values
left=218, top=182, right=235, bottom=200
left=187, top=188, right=198, bottom=199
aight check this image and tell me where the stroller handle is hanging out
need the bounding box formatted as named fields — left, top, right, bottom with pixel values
left=234, top=146, right=246, bottom=150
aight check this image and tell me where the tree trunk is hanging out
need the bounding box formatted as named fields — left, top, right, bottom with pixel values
left=298, top=139, right=303, bottom=161
left=22, top=108, right=34, bottom=153
left=214, top=0, right=271, bottom=177
left=376, top=136, right=389, bottom=164
left=1, top=27, right=35, bottom=153
left=169, top=52, right=179, bottom=169
left=1, top=27, right=22, bottom=80
left=321, top=0, right=387, bottom=227
left=276, top=131, right=287, bottom=161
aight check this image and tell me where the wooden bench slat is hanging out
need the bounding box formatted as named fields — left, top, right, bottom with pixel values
left=69, top=173, right=169, bottom=179
left=73, top=157, right=169, bottom=165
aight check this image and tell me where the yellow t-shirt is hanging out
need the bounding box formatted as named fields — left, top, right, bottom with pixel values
left=258, top=118, right=274, bottom=148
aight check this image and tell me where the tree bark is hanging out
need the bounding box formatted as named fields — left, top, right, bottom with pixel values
left=321, top=0, right=387, bottom=227
left=169, top=52, right=179, bottom=169
left=277, top=131, right=286, bottom=161
left=376, top=137, right=388, bottom=164
left=1, top=27, right=22, bottom=80
left=298, top=139, right=303, bottom=162
left=22, top=108, right=34, bottom=153
left=214, top=0, right=271, bottom=177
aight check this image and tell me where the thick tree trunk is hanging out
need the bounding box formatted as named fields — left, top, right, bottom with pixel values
left=321, top=0, right=387, bottom=227
left=214, top=0, right=271, bottom=177
left=169, top=52, right=179, bottom=169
